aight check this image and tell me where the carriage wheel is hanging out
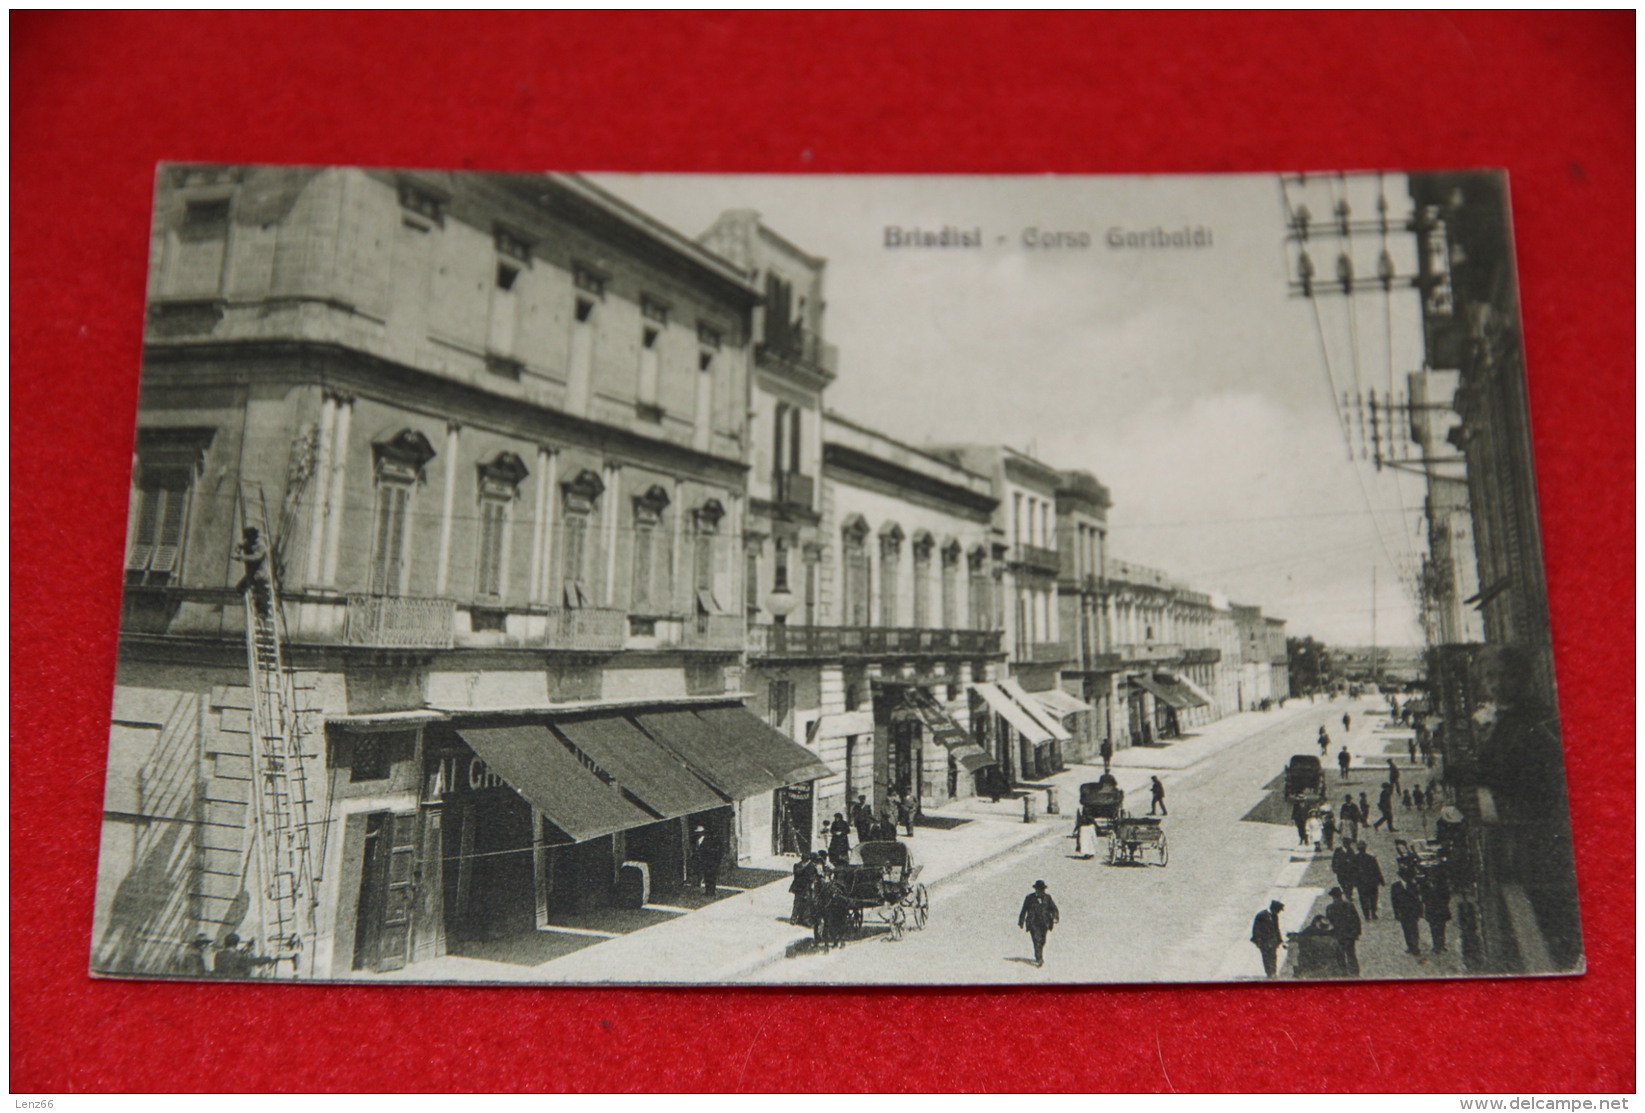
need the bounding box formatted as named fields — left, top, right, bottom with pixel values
left=1157, top=835, right=1170, bottom=867
left=910, top=884, right=929, bottom=930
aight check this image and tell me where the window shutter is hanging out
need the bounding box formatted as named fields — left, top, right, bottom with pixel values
left=148, top=483, right=188, bottom=575
left=478, top=499, right=504, bottom=597
left=128, top=485, right=161, bottom=570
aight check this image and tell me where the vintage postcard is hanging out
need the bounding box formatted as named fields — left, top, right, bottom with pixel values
left=95, top=167, right=1579, bottom=985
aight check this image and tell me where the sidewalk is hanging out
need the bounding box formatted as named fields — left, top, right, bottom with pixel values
left=359, top=800, right=1055, bottom=985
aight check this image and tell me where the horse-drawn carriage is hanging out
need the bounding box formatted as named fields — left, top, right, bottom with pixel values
left=1079, top=776, right=1126, bottom=837
left=815, top=840, right=929, bottom=946
left=1107, top=815, right=1169, bottom=866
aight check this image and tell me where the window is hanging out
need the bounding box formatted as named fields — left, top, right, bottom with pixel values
left=769, top=680, right=792, bottom=732
left=559, top=468, right=605, bottom=608
left=184, top=198, right=230, bottom=227
left=968, top=547, right=992, bottom=630
left=630, top=485, right=670, bottom=612
left=842, top=517, right=871, bottom=626
left=398, top=182, right=445, bottom=227
left=369, top=430, right=437, bottom=596
left=803, top=551, right=819, bottom=627
left=168, top=196, right=232, bottom=297
left=763, top=272, right=795, bottom=352
left=911, top=534, right=933, bottom=629
left=494, top=227, right=532, bottom=264
left=879, top=525, right=904, bottom=627
left=940, top=542, right=961, bottom=629
left=744, top=539, right=761, bottom=618
left=692, top=499, right=725, bottom=614
left=126, top=430, right=211, bottom=584
left=638, top=326, right=661, bottom=414
left=349, top=734, right=392, bottom=783
left=475, top=453, right=528, bottom=600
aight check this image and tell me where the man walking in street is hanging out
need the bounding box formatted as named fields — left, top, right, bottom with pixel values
left=1371, top=782, right=1396, bottom=832
left=1148, top=776, right=1167, bottom=816
left=1331, top=840, right=1357, bottom=903
left=1250, top=899, right=1285, bottom=978
left=1018, top=880, right=1060, bottom=967
left=1099, top=738, right=1113, bottom=774
left=1353, top=841, right=1385, bottom=920
left=1391, top=870, right=1424, bottom=956
left=1326, top=887, right=1363, bottom=977
left=1291, top=797, right=1311, bottom=847
left=1343, top=711, right=1352, bottom=733
left=1387, top=759, right=1402, bottom=795
left=1337, top=745, right=1351, bottom=780
left=895, top=791, right=915, bottom=838
left=1317, top=726, right=1330, bottom=755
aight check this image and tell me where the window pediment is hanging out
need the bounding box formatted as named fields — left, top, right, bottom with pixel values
left=561, top=468, right=605, bottom=513
left=633, top=484, right=671, bottom=524
left=840, top=513, right=870, bottom=544
left=695, top=498, right=726, bottom=531
left=372, top=428, right=437, bottom=481
left=478, top=451, right=530, bottom=497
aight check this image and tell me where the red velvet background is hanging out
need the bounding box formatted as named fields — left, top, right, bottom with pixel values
left=11, top=12, right=1634, bottom=1094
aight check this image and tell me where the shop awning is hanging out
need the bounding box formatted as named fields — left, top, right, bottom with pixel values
left=971, top=682, right=1052, bottom=744
left=694, top=706, right=835, bottom=784
left=1000, top=677, right=1073, bottom=742
left=551, top=714, right=727, bottom=820
left=455, top=724, right=655, bottom=843
left=635, top=707, right=834, bottom=800
left=1132, top=674, right=1193, bottom=711
left=906, top=688, right=972, bottom=748
left=1155, top=673, right=1211, bottom=709
left=1035, top=687, right=1094, bottom=718
left=950, top=742, right=998, bottom=773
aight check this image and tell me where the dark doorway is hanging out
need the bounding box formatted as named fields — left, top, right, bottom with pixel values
left=774, top=782, right=813, bottom=855
left=443, top=791, right=536, bottom=943
left=351, top=810, right=418, bottom=973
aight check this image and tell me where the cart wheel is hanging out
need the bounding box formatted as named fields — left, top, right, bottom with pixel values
left=1157, top=835, right=1170, bottom=866
left=911, top=884, right=929, bottom=930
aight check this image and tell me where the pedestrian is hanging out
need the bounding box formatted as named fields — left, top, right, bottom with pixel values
left=850, top=795, right=873, bottom=843
left=1331, top=840, right=1356, bottom=898
left=1371, top=783, right=1396, bottom=832
left=1317, top=726, right=1330, bottom=755
left=181, top=934, right=213, bottom=977
left=1337, top=746, right=1351, bottom=780
left=1018, top=880, right=1060, bottom=967
left=1326, top=888, right=1363, bottom=977
left=212, top=934, right=276, bottom=979
left=896, top=791, right=916, bottom=838
left=1250, top=899, right=1285, bottom=978
left=786, top=848, right=819, bottom=927
left=1456, top=894, right=1485, bottom=972
left=1358, top=792, right=1371, bottom=829
left=1353, top=841, right=1385, bottom=920
left=1321, top=804, right=1336, bottom=850
left=1386, top=759, right=1401, bottom=794
left=1420, top=872, right=1452, bottom=953
left=1390, top=870, right=1424, bottom=955
left=1074, top=811, right=1099, bottom=859
left=1401, top=788, right=1413, bottom=810
left=1149, top=776, right=1167, bottom=816
left=1291, top=798, right=1311, bottom=847
left=872, top=811, right=896, bottom=842
left=819, top=876, right=852, bottom=949
left=1099, top=738, right=1113, bottom=774
left=1304, top=808, right=1323, bottom=852
left=827, top=812, right=852, bottom=867
left=1407, top=736, right=1418, bottom=763
left=1340, top=794, right=1361, bottom=843
left=1342, top=712, right=1352, bottom=733
left=691, top=823, right=724, bottom=896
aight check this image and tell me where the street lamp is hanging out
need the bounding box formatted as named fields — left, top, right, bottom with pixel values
left=767, top=581, right=798, bottom=626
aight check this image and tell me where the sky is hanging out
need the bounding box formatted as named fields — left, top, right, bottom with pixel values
left=591, top=172, right=1435, bottom=647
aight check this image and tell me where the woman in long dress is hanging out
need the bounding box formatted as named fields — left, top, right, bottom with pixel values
left=1075, top=812, right=1099, bottom=859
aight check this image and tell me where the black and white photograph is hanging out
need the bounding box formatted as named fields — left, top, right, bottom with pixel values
left=94, top=166, right=1580, bottom=987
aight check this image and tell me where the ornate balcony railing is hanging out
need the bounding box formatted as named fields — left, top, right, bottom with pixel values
left=1015, top=639, right=1074, bottom=664
left=1181, top=647, right=1222, bottom=665
left=755, top=333, right=838, bottom=379
left=749, top=624, right=1002, bottom=659
left=680, top=613, right=744, bottom=650
left=539, top=606, right=626, bottom=651
left=1112, top=641, right=1185, bottom=664
left=346, top=594, right=457, bottom=649
left=1012, top=543, right=1060, bottom=574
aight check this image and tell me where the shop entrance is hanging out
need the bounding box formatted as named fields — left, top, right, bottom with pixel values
left=350, top=810, right=418, bottom=973
left=443, top=791, right=536, bottom=944
left=774, top=782, right=814, bottom=856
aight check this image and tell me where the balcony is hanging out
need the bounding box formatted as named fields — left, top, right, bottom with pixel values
left=772, top=470, right=815, bottom=512
left=1016, top=640, right=1074, bottom=664
left=1012, top=543, right=1060, bottom=574
left=749, top=624, right=1003, bottom=660
left=755, top=332, right=838, bottom=381
left=679, top=613, right=744, bottom=651
left=1112, top=641, right=1185, bottom=665
left=538, top=606, right=626, bottom=651
left=346, top=594, right=457, bottom=649
left=1181, top=647, right=1222, bottom=665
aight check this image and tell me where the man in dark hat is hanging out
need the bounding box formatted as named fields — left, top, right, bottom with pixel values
left=1018, top=880, right=1060, bottom=967
left=1325, top=887, right=1363, bottom=977
left=1353, top=841, right=1385, bottom=920
left=690, top=823, right=724, bottom=897
left=1390, top=868, right=1424, bottom=956
left=850, top=794, right=873, bottom=843
left=1250, top=899, right=1285, bottom=978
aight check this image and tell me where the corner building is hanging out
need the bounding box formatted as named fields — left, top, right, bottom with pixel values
left=99, top=168, right=829, bottom=979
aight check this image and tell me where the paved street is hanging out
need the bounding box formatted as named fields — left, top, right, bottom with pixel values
left=749, top=695, right=1407, bottom=985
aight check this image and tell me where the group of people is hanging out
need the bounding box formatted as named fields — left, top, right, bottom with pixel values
left=787, top=849, right=847, bottom=939
left=827, top=792, right=915, bottom=865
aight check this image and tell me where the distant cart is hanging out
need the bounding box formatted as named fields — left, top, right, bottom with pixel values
left=1107, top=815, right=1168, bottom=866
left=815, top=840, right=929, bottom=945
left=1078, top=778, right=1127, bottom=838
